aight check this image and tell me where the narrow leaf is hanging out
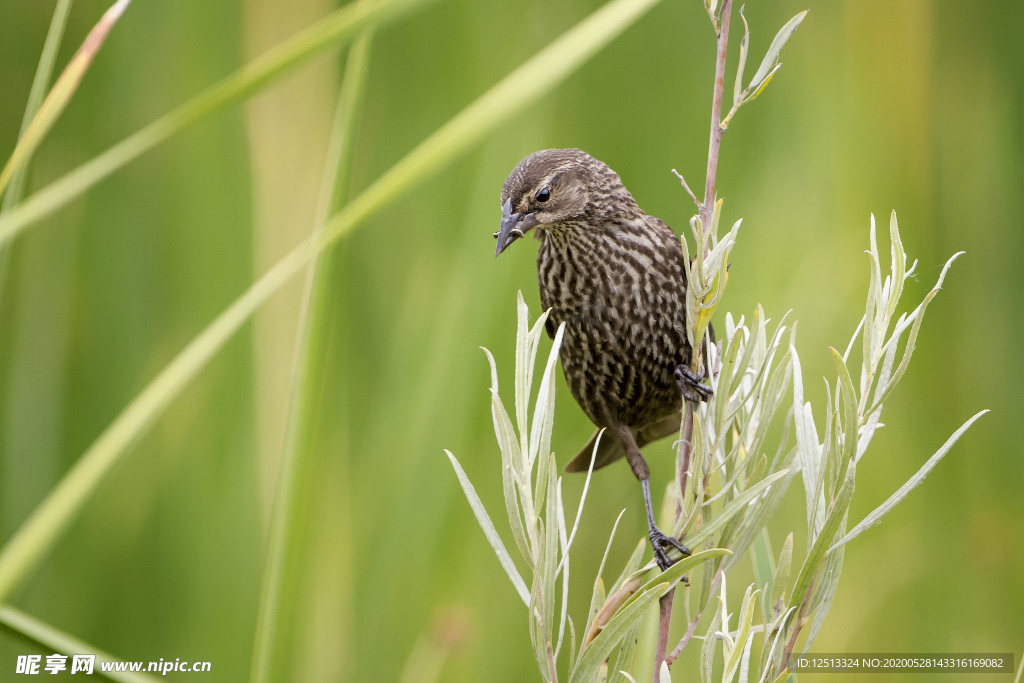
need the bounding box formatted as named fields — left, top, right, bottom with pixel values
left=747, top=11, right=807, bottom=93
left=445, top=451, right=530, bottom=606
left=570, top=582, right=672, bottom=683
left=831, top=410, right=988, bottom=550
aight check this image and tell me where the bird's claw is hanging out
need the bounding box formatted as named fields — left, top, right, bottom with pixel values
left=675, top=365, right=713, bottom=403
left=649, top=526, right=691, bottom=572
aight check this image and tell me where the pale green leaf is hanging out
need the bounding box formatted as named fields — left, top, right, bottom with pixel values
left=445, top=451, right=530, bottom=606
left=831, top=410, right=988, bottom=550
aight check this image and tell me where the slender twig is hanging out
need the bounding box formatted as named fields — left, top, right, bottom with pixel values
left=699, top=0, right=733, bottom=235
left=655, top=1, right=733, bottom=677
left=671, top=169, right=700, bottom=208
left=666, top=569, right=724, bottom=666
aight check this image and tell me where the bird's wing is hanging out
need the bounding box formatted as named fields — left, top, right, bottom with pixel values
left=563, top=411, right=682, bottom=473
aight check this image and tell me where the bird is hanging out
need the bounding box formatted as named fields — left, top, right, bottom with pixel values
left=494, top=148, right=712, bottom=570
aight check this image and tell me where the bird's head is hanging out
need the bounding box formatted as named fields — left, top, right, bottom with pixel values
left=494, top=148, right=635, bottom=256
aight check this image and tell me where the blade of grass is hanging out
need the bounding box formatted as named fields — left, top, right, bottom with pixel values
left=248, top=23, right=374, bottom=683
left=0, top=605, right=159, bottom=683
left=0, top=0, right=74, bottom=293
left=0, top=0, right=130, bottom=198
left=0, top=0, right=665, bottom=605
left=0, top=0, right=434, bottom=249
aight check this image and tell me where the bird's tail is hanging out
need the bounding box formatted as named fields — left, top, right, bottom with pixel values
left=564, top=411, right=682, bottom=473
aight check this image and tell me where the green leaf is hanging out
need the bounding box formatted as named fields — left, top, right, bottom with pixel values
left=445, top=451, right=530, bottom=606
left=683, top=470, right=790, bottom=551
left=791, top=346, right=825, bottom=536
left=791, top=460, right=856, bottom=607
left=725, top=454, right=797, bottom=577
left=622, top=549, right=731, bottom=615
left=829, top=347, right=859, bottom=478
left=724, top=586, right=760, bottom=682
left=607, top=619, right=642, bottom=683
left=772, top=532, right=793, bottom=609
left=515, top=292, right=532, bottom=452
left=831, top=410, right=988, bottom=550
left=750, top=528, right=774, bottom=613
left=530, top=321, right=566, bottom=472
left=570, top=582, right=672, bottom=683
left=747, top=11, right=807, bottom=93
left=700, top=604, right=722, bottom=683
left=865, top=251, right=964, bottom=416
left=482, top=347, right=532, bottom=564
left=733, top=6, right=751, bottom=106
left=804, top=522, right=844, bottom=651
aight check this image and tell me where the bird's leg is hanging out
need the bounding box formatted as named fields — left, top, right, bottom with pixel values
left=615, top=425, right=691, bottom=571
left=674, top=364, right=713, bottom=403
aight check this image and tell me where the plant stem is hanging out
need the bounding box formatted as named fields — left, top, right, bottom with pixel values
left=699, top=0, right=732, bottom=234
left=653, top=591, right=674, bottom=681
left=656, top=1, right=733, bottom=676
left=666, top=569, right=723, bottom=665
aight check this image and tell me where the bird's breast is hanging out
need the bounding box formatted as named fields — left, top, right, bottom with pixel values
left=536, top=221, right=690, bottom=428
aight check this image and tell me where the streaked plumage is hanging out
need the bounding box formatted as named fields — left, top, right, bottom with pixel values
left=495, top=148, right=709, bottom=569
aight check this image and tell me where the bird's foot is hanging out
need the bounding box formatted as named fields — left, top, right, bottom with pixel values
left=649, top=525, right=691, bottom=572
left=674, top=365, right=713, bottom=403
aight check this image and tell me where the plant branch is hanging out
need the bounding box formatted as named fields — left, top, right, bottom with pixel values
left=699, top=0, right=733, bottom=235
left=656, top=2, right=733, bottom=676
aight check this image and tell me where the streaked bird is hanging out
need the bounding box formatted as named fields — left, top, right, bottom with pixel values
left=494, top=148, right=712, bottom=570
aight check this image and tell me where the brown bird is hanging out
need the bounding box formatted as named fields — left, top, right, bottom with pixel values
left=495, top=148, right=712, bottom=570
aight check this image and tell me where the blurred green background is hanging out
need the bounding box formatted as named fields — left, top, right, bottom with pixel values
left=0, top=0, right=1020, bottom=681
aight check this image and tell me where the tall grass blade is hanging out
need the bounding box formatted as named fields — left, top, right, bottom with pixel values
left=0, top=605, right=158, bottom=683
left=0, top=0, right=131, bottom=198
left=0, top=0, right=664, bottom=605
left=0, top=0, right=74, bottom=292
left=0, top=0, right=433, bottom=248
left=248, top=25, right=374, bottom=683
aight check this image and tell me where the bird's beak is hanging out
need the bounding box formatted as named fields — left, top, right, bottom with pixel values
left=495, top=198, right=540, bottom=257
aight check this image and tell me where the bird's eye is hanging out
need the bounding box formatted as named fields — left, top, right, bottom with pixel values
left=536, top=187, right=551, bottom=203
